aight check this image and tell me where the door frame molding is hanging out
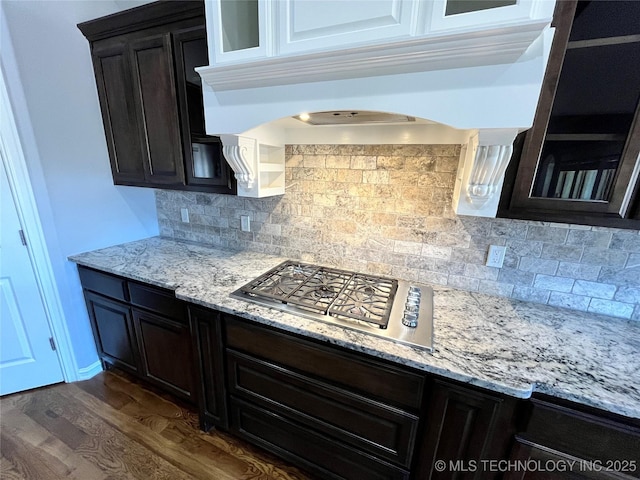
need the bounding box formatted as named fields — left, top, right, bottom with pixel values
left=0, top=63, right=79, bottom=383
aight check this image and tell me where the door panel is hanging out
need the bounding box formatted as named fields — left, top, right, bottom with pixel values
left=0, top=161, right=63, bottom=395
left=84, top=291, right=139, bottom=373
left=130, top=33, right=185, bottom=185
left=133, top=309, right=195, bottom=401
left=91, top=43, right=145, bottom=184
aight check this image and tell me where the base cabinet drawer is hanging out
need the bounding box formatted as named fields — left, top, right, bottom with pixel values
left=227, top=349, right=419, bottom=467
left=225, top=316, right=425, bottom=410
left=229, top=398, right=410, bottom=480
left=505, top=437, right=633, bottom=480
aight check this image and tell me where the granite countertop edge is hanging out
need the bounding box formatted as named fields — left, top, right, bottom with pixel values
left=69, top=237, right=640, bottom=420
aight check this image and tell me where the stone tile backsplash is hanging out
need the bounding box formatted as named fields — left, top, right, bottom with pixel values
left=156, top=144, right=640, bottom=320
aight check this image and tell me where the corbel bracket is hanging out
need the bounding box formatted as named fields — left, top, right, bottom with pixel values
left=219, top=134, right=257, bottom=189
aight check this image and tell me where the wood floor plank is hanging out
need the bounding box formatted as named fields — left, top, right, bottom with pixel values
left=0, top=372, right=312, bottom=480
left=80, top=373, right=311, bottom=479
left=23, top=398, right=89, bottom=449
left=0, top=456, right=27, bottom=480
left=1, top=410, right=109, bottom=480
left=61, top=383, right=256, bottom=480
left=0, top=430, right=67, bottom=480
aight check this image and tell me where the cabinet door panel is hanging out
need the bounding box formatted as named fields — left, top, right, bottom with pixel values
left=133, top=309, right=195, bottom=402
left=415, top=380, right=518, bottom=480
left=189, top=307, right=228, bottom=429
left=130, top=34, right=185, bottom=185
left=84, top=292, right=138, bottom=373
left=91, top=43, right=145, bottom=184
left=278, top=0, right=414, bottom=56
left=173, top=26, right=234, bottom=192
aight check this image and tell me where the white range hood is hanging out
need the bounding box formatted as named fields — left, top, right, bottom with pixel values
left=196, top=0, right=556, bottom=216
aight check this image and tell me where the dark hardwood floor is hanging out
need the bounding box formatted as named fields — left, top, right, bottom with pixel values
left=0, top=370, right=312, bottom=480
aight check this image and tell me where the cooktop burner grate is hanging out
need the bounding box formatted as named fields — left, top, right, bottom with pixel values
left=328, top=274, right=397, bottom=328
left=239, top=260, right=398, bottom=328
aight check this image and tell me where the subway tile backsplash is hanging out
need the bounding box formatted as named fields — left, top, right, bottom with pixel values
left=156, top=144, right=640, bottom=320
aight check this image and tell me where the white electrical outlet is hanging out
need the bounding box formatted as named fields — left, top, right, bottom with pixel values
left=240, top=215, right=251, bottom=232
left=486, top=245, right=506, bottom=268
left=180, top=208, right=189, bottom=223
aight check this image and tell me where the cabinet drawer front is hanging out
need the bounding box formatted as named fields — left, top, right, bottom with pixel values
left=526, top=400, right=640, bottom=466
left=225, top=317, right=425, bottom=410
left=228, top=350, right=419, bottom=467
left=128, top=282, right=186, bottom=322
left=79, top=266, right=127, bottom=301
left=230, top=398, right=410, bottom=480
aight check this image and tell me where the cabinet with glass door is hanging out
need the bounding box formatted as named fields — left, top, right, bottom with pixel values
left=500, top=0, right=640, bottom=229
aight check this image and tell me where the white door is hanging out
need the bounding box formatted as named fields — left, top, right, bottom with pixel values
left=0, top=159, right=64, bottom=395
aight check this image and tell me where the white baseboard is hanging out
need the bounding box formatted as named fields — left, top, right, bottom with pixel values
left=76, top=360, right=103, bottom=381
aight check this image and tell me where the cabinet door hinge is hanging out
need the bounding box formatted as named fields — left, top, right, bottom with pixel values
left=49, top=337, right=56, bottom=351
left=18, top=229, right=27, bottom=246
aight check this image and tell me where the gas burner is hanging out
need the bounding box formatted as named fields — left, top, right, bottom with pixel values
left=312, top=285, right=338, bottom=299
left=354, top=285, right=376, bottom=300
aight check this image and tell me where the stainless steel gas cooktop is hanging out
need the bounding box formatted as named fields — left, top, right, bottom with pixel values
left=230, top=260, right=433, bottom=352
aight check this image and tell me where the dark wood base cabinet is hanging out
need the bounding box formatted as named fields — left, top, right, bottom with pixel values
left=78, top=268, right=640, bottom=480
left=504, top=398, right=640, bottom=480
left=189, top=306, right=228, bottom=430
left=79, top=266, right=196, bottom=404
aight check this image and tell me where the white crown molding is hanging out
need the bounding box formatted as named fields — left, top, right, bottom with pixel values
left=197, top=20, right=548, bottom=91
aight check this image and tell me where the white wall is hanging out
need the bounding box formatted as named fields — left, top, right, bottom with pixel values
left=1, top=1, right=159, bottom=371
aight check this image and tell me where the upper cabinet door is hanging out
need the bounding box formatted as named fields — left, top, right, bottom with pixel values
left=129, top=33, right=186, bottom=185
left=277, top=0, right=416, bottom=56
left=173, top=27, right=235, bottom=192
left=503, top=0, right=640, bottom=228
left=207, top=0, right=267, bottom=64
left=428, top=0, right=548, bottom=33
left=91, top=43, right=146, bottom=185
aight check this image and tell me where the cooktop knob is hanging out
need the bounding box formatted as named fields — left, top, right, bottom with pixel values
left=402, top=312, right=418, bottom=328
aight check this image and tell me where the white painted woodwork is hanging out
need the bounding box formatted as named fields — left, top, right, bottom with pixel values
left=0, top=62, right=79, bottom=383
left=452, top=128, right=519, bottom=217
left=220, top=134, right=285, bottom=197
left=277, top=0, right=417, bottom=56
left=428, top=0, right=555, bottom=35
left=200, top=0, right=556, bottom=208
left=0, top=160, right=64, bottom=395
left=206, top=0, right=269, bottom=64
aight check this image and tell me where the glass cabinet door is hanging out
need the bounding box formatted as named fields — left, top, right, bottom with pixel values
left=220, top=0, right=259, bottom=52
left=506, top=0, right=640, bottom=226
left=211, top=0, right=265, bottom=64
left=173, top=27, right=234, bottom=193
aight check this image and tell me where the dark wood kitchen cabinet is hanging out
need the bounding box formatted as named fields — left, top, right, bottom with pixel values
left=500, top=0, right=640, bottom=229
left=79, top=266, right=197, bottom=403
left=189, top=306, right=228, bottom=430
left=504, top=397, right=640, bottom=480
left=78, top=1, right=235, bottom=194
left=414, top=379, right=520, bottom=480
left=224, top=314, right=424, bottom=480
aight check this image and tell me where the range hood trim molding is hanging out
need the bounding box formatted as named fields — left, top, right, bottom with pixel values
left=197, top=19, right=550, bottom=91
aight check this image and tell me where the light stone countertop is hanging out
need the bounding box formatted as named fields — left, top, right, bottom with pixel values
left=69, top=236, right=640, bottom=419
